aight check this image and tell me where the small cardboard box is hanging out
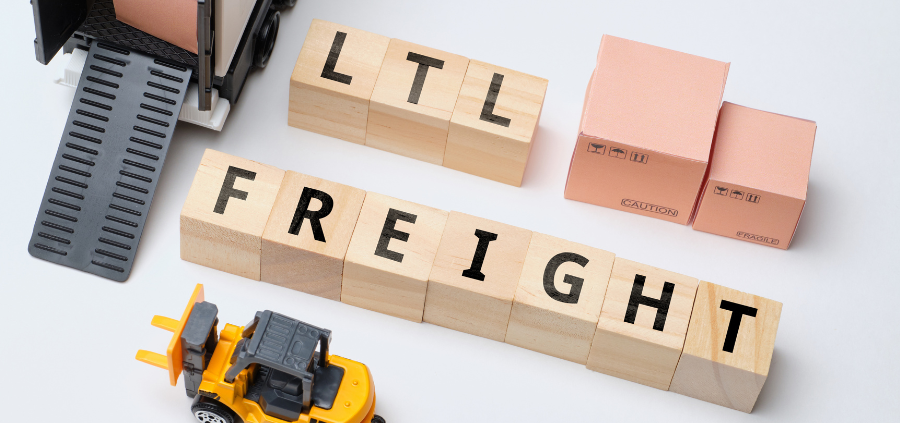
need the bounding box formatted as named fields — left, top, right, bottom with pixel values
left=564, top=35, right=729, bottom=224
left=692, top=102, right=816, bottom=249
left=114, top=0, right=198, bottom=54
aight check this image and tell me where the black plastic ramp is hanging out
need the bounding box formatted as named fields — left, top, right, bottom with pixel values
left=27, top=42, right=191, bottom=281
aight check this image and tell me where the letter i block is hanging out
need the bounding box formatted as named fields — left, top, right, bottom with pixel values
left=366, top=39, right=469, bottom=164
left=505, top=233, right=615, bottom=364
left=586, top=258, right=699, bottom=389
left=260, top=172, right=366, bottom=300
left=669, top=281, right=782, bottom=413
left=289, top=19, right=390, bottom=144
left=180, top=149, right=285, bottom=280
left=423, top=212, right=533, bottom=341
left=444, top=60, right=548, bottom=186
left=341, top=193, right=448, bottom=322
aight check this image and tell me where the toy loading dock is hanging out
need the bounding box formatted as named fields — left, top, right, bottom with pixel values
left=27, top=0, right=293, bottom=281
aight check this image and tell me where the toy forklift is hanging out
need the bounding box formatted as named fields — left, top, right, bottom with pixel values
left=27, top=0, right=294, bottom=281
left=137, top=285, right=385, bottom=423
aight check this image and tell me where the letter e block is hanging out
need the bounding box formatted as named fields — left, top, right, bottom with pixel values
left=366, top=39, right=469, bottom=164
left=341, top=193, right=448, bottom=322
left=180, top=149, right=285, bottom=280
left=586, top=258, right=699, bottom=389
left=260, top=172, right=366, bottom=300
left=505, top=233, right=615, bottom=364
left=289, top=19, right=390, bottom=144
left=444, top=60, right=548, bottom=186
left=423, top=212, right=532, bottom=341
left=669, top=281, right=782, bottom=413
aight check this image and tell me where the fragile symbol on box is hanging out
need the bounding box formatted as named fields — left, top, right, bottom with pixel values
left=714, top=186, right=729, bottom=196
left=746, top=194, right=760, bottom=203
left=587, top=143, right=607, bottom=155
left=730, top=190, right=744, bottom=200
left=608, top=147, right=627, bottom=159
left=630, top=152, right=648, bottom=164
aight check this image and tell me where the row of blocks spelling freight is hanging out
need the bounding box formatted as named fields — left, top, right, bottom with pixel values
left=181, top=149, right=782, bottom=413
left=288, top=20, right=549, bottom=187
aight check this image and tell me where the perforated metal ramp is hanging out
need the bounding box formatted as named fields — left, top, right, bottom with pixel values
left=27, top=42, right=191, bottom=281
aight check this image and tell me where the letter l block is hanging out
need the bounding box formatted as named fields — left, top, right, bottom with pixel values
left=180, top=149, right=285, bottom=280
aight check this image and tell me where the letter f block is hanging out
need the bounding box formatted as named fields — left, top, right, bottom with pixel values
left=669, top=281, right=782, bottom=413
left=181, top=149, right=285, bottom=280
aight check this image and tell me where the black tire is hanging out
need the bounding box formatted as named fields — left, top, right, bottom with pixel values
left=191, top=399, right=236, bottom=423
left=253, top=9, right=280, bottom=68
left=372, top=415, right=386, bottom=423
left=271, top=0, right=297, bottom=10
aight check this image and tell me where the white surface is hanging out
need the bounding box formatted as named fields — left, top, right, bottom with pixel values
left=2, top=1, right=898, bottom=422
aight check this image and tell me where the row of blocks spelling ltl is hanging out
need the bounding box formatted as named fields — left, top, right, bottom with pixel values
left=181, top=149, right=782, bottom=413
left=288, top=20, right=549, bottom=187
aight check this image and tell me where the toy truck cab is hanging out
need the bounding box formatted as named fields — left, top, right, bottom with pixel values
left=137, top=285, right=382, bottom=423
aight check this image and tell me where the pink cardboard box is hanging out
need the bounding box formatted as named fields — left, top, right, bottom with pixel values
left=564, top=35, right=729, bottom=224
left=692, top=102, right=817, bottom=249
left=114, top=0, right=198, bottom=54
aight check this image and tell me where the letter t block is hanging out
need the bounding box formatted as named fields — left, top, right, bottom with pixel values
left=669, top=281, right=782, bottom=412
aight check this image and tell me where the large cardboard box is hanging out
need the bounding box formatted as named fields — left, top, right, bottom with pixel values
left=565, top=35, right=729, bottom=224
left=692, top=102, right=816, bottom=249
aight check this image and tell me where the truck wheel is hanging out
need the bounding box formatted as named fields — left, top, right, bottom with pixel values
left=191, top=399, right=235, bottom=423
left=372, top=415, right=386, bottom=423
left=271, top=0, right=297, bottom=10
left=253, top=9, right=280, bottom=68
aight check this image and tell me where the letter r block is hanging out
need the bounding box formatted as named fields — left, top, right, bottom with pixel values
left=180, top=149, right=285, bottom=280
left=505, top=233, right=615, bottom=364
left=289, top=19, right=390, bottom=144
left=586, top=258, right=699, bottom=389
left=260, top=171, right=366, bottom=300
left=366, top=39, right=469, bottom=165
left=423, top=212, right=532, bottom=341
left=669, top=281, right=782, bottom=412
left=444, top=60, right=548, bottom=186
left=341, top=193, right=448, bottom=322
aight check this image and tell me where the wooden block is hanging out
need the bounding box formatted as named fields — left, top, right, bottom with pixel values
left=585, top=258, right=699, bottom=389
left=341, top=193, right=448, bottom=322
left=423, top=212, right=532, bottom=341
left=180, top=149, right=285, bottom=280
left=366, top=39, right=469, bottom=164
left=669, top=281, right=782, bottom=412
left=260, top=172, right=366, bottom=300
left=504, top=233, right=615, bottom=364
left=444, top=60, right=548, bottom=186
left=289, top=19, right=390, bottom=144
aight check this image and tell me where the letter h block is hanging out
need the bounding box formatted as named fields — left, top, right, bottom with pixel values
left=289, top=20, right=390, bottom=144
left=423, top=212, right=533, bottom=341
left=586, top=258, right=699, bottom=390
left=181, top=149, right=285, bottom=280
left=669, top=281, right=782, bottom=412
left=505, top=233, right=615, bottom=364
left=341, top=193, right=448, bottom=322
left=260, top=171, right=366, bottom=300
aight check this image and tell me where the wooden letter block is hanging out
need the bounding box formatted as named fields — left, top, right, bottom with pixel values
left=260, top=172, right=366, bottom=300
left=289, top=19, right=390, bottom=144
left=505, top=233, right=615, bottom=364
left=669, top=281, right=782, bottom=412
left=366, top=39, right=469, bottom=164
left=444, top=60, right=548, bottom=186
left=423, top=212, right=532, bottom=341
left=180, top=149, right=285, bottom=280
left=341, top=193, right=448, bottom=322
left=586, top=258, right=699, bottom=389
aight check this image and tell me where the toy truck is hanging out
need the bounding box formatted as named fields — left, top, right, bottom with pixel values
left=27, top=0, right=295, bottom=281
left=137, top=284, right=385, bottom=423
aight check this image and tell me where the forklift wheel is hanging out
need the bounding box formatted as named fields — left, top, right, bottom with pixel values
left=372, top=415, right=386, bottom=423
left=271, top=0, right=297, bottom=10
left=254, top=9, right=280, bottom=68
left=191, top=399, right=236, bottom=423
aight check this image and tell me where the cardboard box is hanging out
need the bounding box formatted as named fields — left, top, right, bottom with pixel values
left=114, top=0, right=198, bottom=54
left=692, top=102, right=816, bottom=249
left=564, top=35, right=729, bottom=224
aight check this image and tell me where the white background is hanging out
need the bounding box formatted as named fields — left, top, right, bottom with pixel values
left=2, top=0, right=898, bottom=421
